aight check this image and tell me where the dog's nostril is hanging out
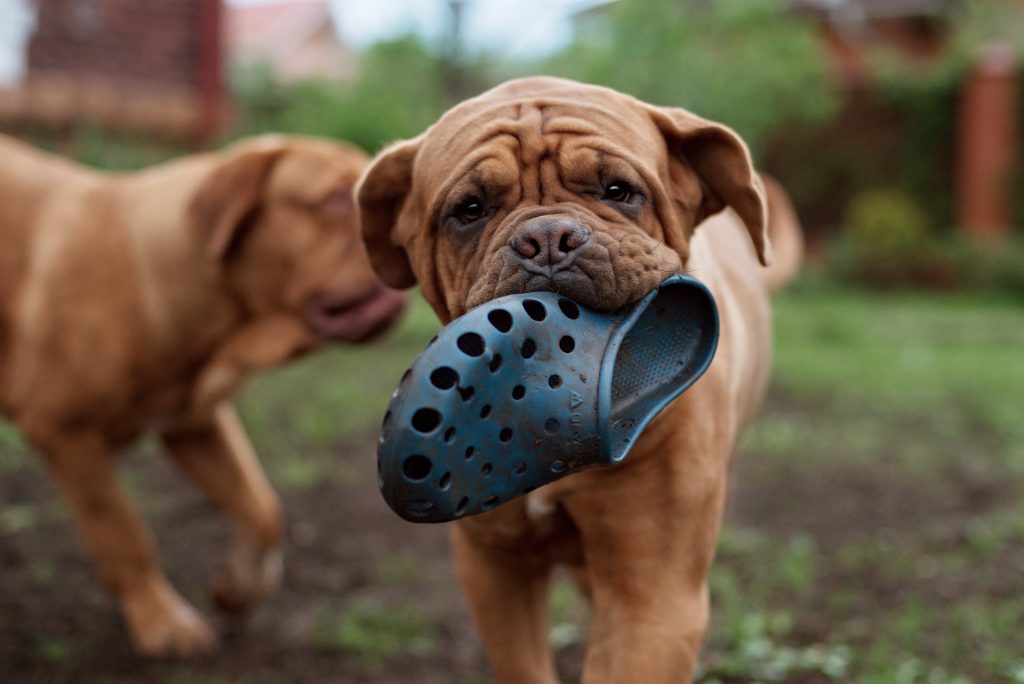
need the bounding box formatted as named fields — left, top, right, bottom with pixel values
left=510, top=233, right=540, bottom=260
left=559, top=226, right=590, bottom=254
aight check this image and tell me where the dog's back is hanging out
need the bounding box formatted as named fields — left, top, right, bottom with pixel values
left=0, top=136, right=86, bottom=411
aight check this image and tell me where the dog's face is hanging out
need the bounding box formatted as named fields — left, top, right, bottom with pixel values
left=191, top=135, right=406, bottom=343
left=356, top=77, right=770, bottom=322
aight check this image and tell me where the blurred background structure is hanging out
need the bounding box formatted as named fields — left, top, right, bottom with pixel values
left=0, top=0, right=225, bottom=143
left=228, top=0, right=356, bottom=82
left=1, top=1, right=1023, bottom=683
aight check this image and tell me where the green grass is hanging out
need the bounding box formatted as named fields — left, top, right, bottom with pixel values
left=771, top=284, right=1024, bottom=463
left=698, top=284, right=1024, bottom=683
left=240, top=293, right=439, bottom=441
left=312, top=599, right=439, bottom=667
left=231, top=285, right=1024, bottom=682
left=235, top=296, right=440, bottom=489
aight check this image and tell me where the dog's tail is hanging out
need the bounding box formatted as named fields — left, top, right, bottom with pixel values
left=760, top=174, right=804, bottom=293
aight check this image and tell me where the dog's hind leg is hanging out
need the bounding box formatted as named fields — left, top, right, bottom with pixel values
left=36, top=428, right=217, bottom=656
left=452, top=522, right=560, bottom=684
left=161, top=401, right=283, bottom=613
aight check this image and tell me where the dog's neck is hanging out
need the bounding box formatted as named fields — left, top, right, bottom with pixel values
left=115, top=163, right=247, bottom=367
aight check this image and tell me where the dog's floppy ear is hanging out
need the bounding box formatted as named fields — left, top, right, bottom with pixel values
left=191, top=146, right=285, bottom=259
left=354, top=138, right=422, bottom=290
left=645, top=105, right=772, bottom=266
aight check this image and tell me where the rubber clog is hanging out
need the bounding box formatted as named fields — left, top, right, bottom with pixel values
left=377, top=275, right=719, bottom=522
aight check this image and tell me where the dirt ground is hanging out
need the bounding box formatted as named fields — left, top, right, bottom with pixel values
left=2, top=289, right=1023, bottom=683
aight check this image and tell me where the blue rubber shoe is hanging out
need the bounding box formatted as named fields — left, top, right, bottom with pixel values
left=377, top=275, right=719, bottom=522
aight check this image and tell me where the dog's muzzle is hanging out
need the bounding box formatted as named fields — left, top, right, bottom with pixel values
left=508, top=216, right=591, bottom=274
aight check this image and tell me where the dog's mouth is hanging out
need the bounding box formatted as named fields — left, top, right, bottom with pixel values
left=463, top=222, right=684, bottom=316
left=466, top=263, right=619, bottom=316
left=467, top=255, right=669, bottom=315
left=304, top=285, right=407, bottom=343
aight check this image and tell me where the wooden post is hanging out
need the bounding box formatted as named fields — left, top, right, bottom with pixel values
left=195, top=0, right=225, bottom=148
left=956, top=43, right=1019, bottom=240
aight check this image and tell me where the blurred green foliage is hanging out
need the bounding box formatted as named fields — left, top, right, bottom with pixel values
left=541, top=0, right=839, bottom=157
left=766, top=0, right=1024, bottom=235
left=829, top=225, right=1024, bottom=299
left=872, top=63, right=962, bottom=233
left=846, top=189, right=932, bottom=255
left=830, top=188, right=939, bottom=287
left=765, top=55, right=966, bottom=236
left=949, top=0, right=1024, bottom=58
left=231, top=36, right=450, bottom=153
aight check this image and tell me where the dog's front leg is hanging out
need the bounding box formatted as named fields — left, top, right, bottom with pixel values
left=161, top=401, right=283, bottom=613
left=564, top=429, right=729, bottom=684
left=188, top=315, right=313, bottom=421
left=452, top=521, right=560, bottom=684
left=36, top=428, right=217, bottom=656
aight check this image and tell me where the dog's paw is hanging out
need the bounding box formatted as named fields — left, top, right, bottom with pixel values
left=212, top=541, right=283, bottom=613
left=123, top=580, right=219, bottom=657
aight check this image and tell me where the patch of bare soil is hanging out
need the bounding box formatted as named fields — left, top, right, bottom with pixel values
left=0, top=437, right=489, bottom=684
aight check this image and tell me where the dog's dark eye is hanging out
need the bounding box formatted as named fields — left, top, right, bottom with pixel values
left=602, top=181, right=634, bottom=204
left=453, top=197, right=486, bottom=225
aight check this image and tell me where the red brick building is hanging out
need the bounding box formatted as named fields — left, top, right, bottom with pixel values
left=0, top=0, right=225, bottom=143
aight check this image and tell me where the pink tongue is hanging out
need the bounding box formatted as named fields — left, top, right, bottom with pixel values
left=311, top=288, right=407, bottom=342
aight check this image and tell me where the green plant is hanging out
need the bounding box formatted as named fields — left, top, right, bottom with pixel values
left=698, top=612, right=851, bottom=683
left=829, top=189, right=952, bottom=289
left=846, top=189, right=932, bottom=256
left=989, top=240, right=1024, bottom=296
left=829, top=215, right=1024, bottom=297
left=312, top=601, right=437, bottom=667
left=548, top=574, right=589, bottom=650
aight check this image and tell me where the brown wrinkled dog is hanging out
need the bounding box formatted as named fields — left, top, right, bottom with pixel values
left=356, top=77, right=802, bottom=682
left=0, top=133, right=406, bottom=656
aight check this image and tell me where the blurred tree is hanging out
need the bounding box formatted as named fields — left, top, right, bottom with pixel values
left=544, top=0, right=839, bottom=157
left=440, top=0, right=472, bottom=103
left=232, top=35, right=449, bottom=153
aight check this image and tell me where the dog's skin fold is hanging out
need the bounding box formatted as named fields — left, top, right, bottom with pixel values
left=356, top=76, right=802, bottom=683
left=0, top=134, right=406, bottom=656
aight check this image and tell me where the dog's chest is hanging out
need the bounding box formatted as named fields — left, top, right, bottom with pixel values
left=457, top=488, right=584, bottom=565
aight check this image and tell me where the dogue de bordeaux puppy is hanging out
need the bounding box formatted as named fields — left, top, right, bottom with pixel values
left=0, top=133, right=406, bottom=656
left=356, top=77, right=802, bottom=682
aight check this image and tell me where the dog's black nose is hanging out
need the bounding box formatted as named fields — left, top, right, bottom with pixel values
left=509, top=217, right=590, bottom=267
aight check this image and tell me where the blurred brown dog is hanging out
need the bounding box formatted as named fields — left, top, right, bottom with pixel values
left=0, top=133, right=406, bottom=656
left=356, top=77, right=802, bottom=682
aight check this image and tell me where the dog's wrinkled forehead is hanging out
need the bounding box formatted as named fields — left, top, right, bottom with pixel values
left=356, top=75, right=771, bottom=313
left=414, top=79, right=666, bottom=195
